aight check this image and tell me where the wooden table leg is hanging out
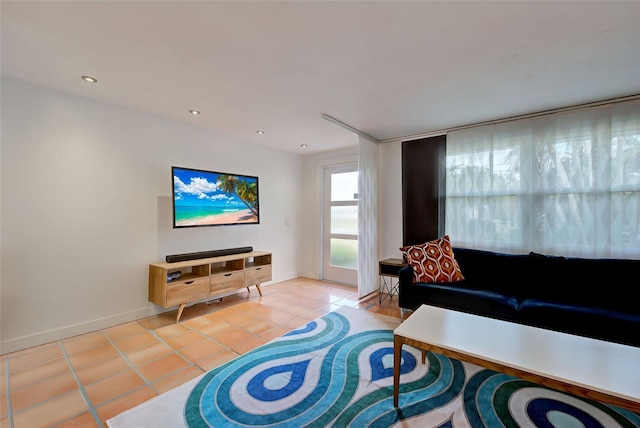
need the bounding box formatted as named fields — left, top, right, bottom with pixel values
left=176, top=303, right=186, bottom=323
left=393, top=335, right=403, bottom=407
left=247, top=284, right=263, bottom=296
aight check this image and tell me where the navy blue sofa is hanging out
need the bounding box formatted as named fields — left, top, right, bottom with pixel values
left=398, top=247, right=640, bottom=348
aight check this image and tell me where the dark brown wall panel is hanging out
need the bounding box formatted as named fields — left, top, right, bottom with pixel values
left=401, top=135, right=446, bottom=247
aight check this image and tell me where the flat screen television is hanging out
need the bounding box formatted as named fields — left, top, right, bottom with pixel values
left=172, top=166, right=260, bottom=228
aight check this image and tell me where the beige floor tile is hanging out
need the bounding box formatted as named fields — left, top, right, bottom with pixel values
left=242, top=318, right=277, bottom=335
left=244, top=305, right=278, bottom=319
left=114, top=331, right=160, bottom=353
left=281, top=303, right=323, bottom=317
left=95, top=386, right=157, bottom=426
left=229, top=301, right=261, bottom=311
left=11, top=390, right=87, bottom=428
left=7, top=343, right=63, bottom=373
left=8, top=358, right=70, bottom=390
left=298, top=286, right=327, bottom=296
left=292, top=295, right=330, bottom=308
left=178, top=340, right=226, bottom=362
left=179, top=301, right=230, bottom=321
left=10, top=371, right=78, bottom=412
left=68, top=343, right=120, bottom=369
left=138, top=313, right=177, bottom=330
left=193, top=349, right=239, bottom=372
left=376, top=306, right=402, bottom=318
left=137, top=353, right=191, bottom=382
left=223, top=311, right=258, bottom=326
left=182, top=315, right=215, bottom=330
left=154, top=322, right=192, bottom=339
left=279, top=315, right=311, bottom=329
left=197, top=320, right=237, bottom=337
left=306, top=307, right=336, bottom=320
left=318, top=294, right=350, bottom=304
left=0, top=393, right=7, bottom=420
left=102, top=322, right=148, bottom=341
left=211, top=305, right=243, bottom=318
left=261, top=310, right=298, bottom=325
left=74, top=356, right=131, bottom=386
left=230, top=335, right=269, bottom=355
left=164, top=330, right=208, bottom=350
left=84, top=369, right=145, bottom=406
left=207, top=326, right=254, bottom=348
left=51, top=411, right=100, bottom=428
left=202, top=306, right=243, bottom=321
left=265, top=294, right=290, bottom=303
left=259, top=325, right=294, bottom=341
left=152, top=366, right=204, bottom=394
left=124, top=342, right=174, bottom=366
left=61, top=332, right=109, bottom=356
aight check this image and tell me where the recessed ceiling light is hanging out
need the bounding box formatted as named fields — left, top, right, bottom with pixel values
left=189, top=110, right=200, bottom=115
left=300, top=144, right=308, bottom=148
left=256, top=130, right=264, bottom=134
left=81, top=75, right=97, bottom=83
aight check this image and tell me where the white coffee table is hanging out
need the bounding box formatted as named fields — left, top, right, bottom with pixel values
left=392, top=304, right=640, bottom=413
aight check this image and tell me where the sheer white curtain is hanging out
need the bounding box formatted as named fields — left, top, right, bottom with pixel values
left=446, top=99, right=640, bottom=259
left=358, top=136, right=379, bottom=298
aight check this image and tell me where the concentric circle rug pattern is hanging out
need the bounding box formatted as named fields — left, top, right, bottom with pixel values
left=183, top=310, right=640, bottom=427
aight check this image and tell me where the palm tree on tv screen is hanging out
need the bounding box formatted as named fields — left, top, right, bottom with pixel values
left=218, top=174, right=258, bottom=217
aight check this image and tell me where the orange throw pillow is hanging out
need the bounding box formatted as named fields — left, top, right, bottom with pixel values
left=399, top=235, right=465, bottom=283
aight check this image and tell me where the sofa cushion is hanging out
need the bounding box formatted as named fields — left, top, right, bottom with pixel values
left=451, top=247, right=531, bottom=297
left=399, top=282, right=520, bottom=320
left=527, top=252, right=640, bottom=313
left=400, top=236, right=465, bottom=283
left=519, top=298, right=640, bottom=347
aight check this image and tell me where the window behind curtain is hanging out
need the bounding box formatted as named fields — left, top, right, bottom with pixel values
left=445, top=99, right=640, bottom=259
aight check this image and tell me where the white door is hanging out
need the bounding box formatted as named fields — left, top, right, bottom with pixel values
left=322, top=164, right=358, bottom=286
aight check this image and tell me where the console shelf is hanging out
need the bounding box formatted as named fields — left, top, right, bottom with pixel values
left=149, top=251, right=272, bottom=322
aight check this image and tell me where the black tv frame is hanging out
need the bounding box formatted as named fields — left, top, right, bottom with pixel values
left=171, top=166, right=260, bottom=228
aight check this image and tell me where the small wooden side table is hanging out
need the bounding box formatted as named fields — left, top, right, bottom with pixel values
left=378, top=258, right=407, bottom=304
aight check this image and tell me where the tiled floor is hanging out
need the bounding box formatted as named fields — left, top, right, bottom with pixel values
left=0, top=278, right=401, bottom=428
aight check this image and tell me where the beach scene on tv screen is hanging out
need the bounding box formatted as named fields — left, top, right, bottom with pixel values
left=173, top=168, right=259, bottom=227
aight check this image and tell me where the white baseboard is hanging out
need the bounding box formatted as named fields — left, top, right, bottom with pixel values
left=1, top=276, right=305, bottom=355
left=298, top=271, right=320, bottom=279
left=0, top=307, right=149, bottom=355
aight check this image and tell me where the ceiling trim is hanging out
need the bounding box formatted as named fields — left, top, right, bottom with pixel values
left=379, top=94, right=640, bottom=144
left=321, top=114, right=381, bottom=144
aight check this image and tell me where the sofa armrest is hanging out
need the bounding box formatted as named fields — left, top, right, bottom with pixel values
left=398, top=265, right=414, bottom=288
left=398, top=265, right=419, bottom=311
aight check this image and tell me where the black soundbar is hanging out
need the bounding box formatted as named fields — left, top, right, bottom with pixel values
left=166, top=246, right=253, bottom=263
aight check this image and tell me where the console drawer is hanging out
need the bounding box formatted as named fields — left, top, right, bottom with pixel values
left=210, top=271, right=244, bottom=294
left=166, top=278, right=209, bottom=306
left=245, top=265, right=272, bottom=286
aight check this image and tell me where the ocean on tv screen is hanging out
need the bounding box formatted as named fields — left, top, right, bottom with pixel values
left=172, top=166, right=259, bottom=227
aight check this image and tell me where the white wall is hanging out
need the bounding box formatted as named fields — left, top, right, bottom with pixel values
left=0, top=77, right=302, bottom=353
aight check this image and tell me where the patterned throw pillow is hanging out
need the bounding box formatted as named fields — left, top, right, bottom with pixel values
left=399, top=235, right=465, bottom=283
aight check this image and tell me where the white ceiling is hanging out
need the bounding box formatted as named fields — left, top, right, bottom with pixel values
left=2, top=1, right=639, bottom=154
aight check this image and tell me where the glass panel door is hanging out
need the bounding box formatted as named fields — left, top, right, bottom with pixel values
left=322, top=164, right=358, bottom=285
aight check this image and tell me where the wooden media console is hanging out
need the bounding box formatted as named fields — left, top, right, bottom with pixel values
left=149, top=251, right=272, bottom=322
